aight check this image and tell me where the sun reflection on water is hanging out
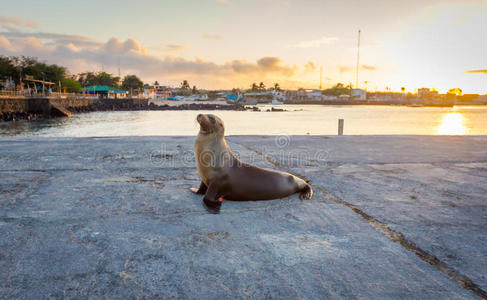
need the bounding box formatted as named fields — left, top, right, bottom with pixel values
left=437, top=112, right=468, bottom=135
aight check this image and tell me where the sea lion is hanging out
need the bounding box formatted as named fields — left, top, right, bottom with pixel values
left=191, top=113, right=313, bottom=214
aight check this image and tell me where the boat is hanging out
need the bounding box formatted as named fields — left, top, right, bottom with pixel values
left=271, top=99, right=283, bottom=105
left=407, top=104, right=424, bottom=107
left=225, top=94, right=258, bottom=105
left=167, top=96, right=184, bottom=101
left=195, top=94, right=209, bottom=101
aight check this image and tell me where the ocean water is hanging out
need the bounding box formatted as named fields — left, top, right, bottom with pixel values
left=1, top=105, right=486, bottom=137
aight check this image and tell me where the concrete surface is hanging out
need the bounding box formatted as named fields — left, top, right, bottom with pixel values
left=0, top=135, right=486, bottom=299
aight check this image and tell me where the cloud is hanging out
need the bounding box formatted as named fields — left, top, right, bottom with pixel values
left=290, top=36, right=338, bottom=48
left=1, top=31, right=101, bottom=48
left=148, top=44, right=186, bottom=52
left=338, top=65, right=352, bottom=73
left=465, top=69, right=487, bottom=74
left=304, top=61, right=316, bottom=72
left=227, top=57, right=296, bottom=76
left=203, top=33, right=223, bottom=40
left=165, top=45, right=186, bottom=52
left=362, top=64, right=377, bottom=71
left=0, top=15, right=37, bottom=31
left=102, top=37, right=147, bottom=55
left=0, top=35, right=297, bottom=87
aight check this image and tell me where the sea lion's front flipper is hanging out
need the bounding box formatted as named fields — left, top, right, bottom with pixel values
left=190, top=181, right=207, bottom=195
left=299, top=184, right=313, bottom=200
left=202, top=182, right=223, bottom=214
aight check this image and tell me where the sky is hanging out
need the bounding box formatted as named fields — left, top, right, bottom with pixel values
left=0, top=0, right=486, bottom=93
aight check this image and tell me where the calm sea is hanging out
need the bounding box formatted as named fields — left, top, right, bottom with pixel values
left=1, top=105, right=486, bottom=137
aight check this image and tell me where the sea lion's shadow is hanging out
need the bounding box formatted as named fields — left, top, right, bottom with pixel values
left=191, top=191, right=304, bottom=213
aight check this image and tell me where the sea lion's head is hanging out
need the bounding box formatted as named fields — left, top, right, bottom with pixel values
left=196, top=114, right=225, bottom=136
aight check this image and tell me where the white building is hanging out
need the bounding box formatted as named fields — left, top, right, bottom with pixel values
left=305, top=89, right=323, bottom=101
left=351, top=89, right=366, bottom=100
left=271, top=90, right=286, bottom=101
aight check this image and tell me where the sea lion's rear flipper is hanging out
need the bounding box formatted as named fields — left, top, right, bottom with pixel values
left=299, top=184, right=313, bottom=200
left=190, top=181, right=208, bottom=195
left=202, top=182, right=223, bottom=214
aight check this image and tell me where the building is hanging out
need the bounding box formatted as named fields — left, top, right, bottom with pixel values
left=271, top=89, right=286, bottom=101
left=418, top=88, right=439, bottom=99
left=154, top=85, right=172, bottom=100
left=305, top=89, right=323, bottom=101
left=351, top=89, right=366, bottom=101
left=81, top=85, right=127, bottom=98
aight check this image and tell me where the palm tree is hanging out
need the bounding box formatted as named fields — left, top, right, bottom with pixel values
left=259, top=82, right=265, bottom=91
left=251, top=83, right=258, bottom=92
left=274, top=83, right=280, bottom=91
left=181, top=80, right=190, bottom=90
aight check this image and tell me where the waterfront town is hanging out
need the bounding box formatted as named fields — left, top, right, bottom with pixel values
left=1, top=56, right=487, bottom=122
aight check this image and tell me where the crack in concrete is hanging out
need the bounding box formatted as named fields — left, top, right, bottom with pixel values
left=235, top=141, right=487, bottom=299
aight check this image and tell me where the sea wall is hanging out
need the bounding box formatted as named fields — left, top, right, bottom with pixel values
left=50, top=97, right=98, bottom=108
left=0, top=98, right=29, bottom=113
left=0, top=97, right=149, bottom=121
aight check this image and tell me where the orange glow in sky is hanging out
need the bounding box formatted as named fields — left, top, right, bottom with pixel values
left=0, top=0, right=486, bottom=92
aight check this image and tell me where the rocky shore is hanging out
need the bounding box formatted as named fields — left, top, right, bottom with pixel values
left=1, top=112, right=44, bottom=122
left=0, top=101, right=247, bottom=122
left=67, top=102, right=246, bottom=113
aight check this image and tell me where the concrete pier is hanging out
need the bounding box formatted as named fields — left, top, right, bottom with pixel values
left=0, top=136, right=486, bottom=299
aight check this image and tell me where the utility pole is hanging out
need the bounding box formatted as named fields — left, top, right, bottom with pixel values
left=355, top=29, right=361, bottom=90
left=320, top=66, right=323, bottom=90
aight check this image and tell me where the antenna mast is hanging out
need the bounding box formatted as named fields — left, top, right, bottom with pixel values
left=355, top=29, right=361, bottom=89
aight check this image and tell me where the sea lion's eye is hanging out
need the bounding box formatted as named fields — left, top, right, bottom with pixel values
left=208, top=116, right=215, bottom=123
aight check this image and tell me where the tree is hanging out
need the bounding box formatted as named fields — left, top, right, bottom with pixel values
left=322, top=83, right=351, bottom=96
left=96, top=72, right=118, bottom=87
left=77, top=72, right=96, bottom=87
left=154, top=80, right=159, bottom=86
left=274, top=83, right=280, bottom=91
left=251, top=83, right=258, bottom=92
left=122, top=75, right=144, bottom=92
left=192, top=85, right=198, bottom=94
left=180, top=80, right=190, bottom=90
left=0, top=56, right=17, bottom=82
left=447, top=88, right=462, bottom=96
left=259, top=82, right=265, bottom=91
left=0, top=56, right=67, bottom=86
left=401, top=87, right=405, bottom=93
left=77, top=72, right=119, bottom=88
left=61, top=78, right=81, bottom=92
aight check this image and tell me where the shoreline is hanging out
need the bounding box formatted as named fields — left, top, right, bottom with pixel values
left=0, top=101, right=246, bottom=122
left=1, top=99, right=486, bottom=123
